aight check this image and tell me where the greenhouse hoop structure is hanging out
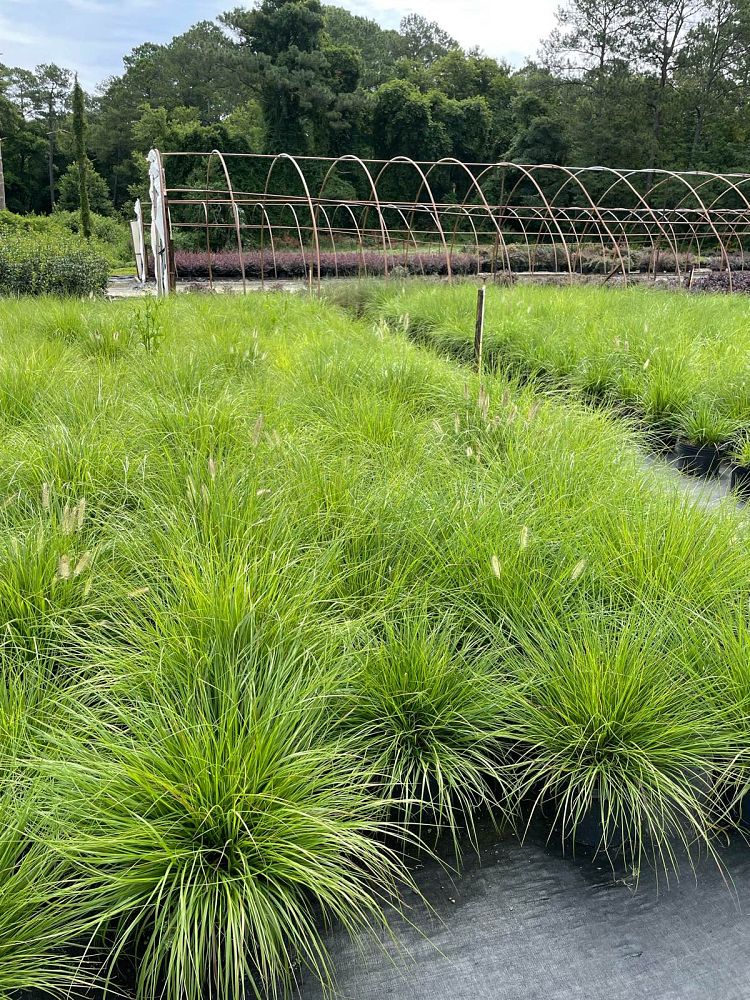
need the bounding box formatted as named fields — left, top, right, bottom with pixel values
left=144, top=149, right=750, bottom=294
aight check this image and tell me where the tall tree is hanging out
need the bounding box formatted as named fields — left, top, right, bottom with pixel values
left=324, top=6, right=405, bottom=87
left=72, top=77, right=91, bottom=238
left=0, top=137, right=6, bottom=212
left=399, top=14, right=460, bottom=66
left=506, top=89, right=569, bottom=164
left=544, top=0, right=635, bottom=73
left=632, top=0, right=707, bottom=168
left=31, top=64, right=72, bottom=209
left=678, top=0, right=741, bottom=164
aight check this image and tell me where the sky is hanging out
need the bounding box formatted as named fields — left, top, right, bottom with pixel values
left=1, top=0, right=560, bottom=90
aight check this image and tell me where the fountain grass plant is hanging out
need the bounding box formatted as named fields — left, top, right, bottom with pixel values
left=323, top=279, right=750, bottom=448
left=485, top=603, right=734, bottom=874
left=342, top=613, right=513, bottom=850
left=37, top=634, right=413, bottom=1000
left=2, top=290, right=750, bottom=996
left=0, top=642, right=95, bottom=998
left=0, top=791, right=92, bottom=1000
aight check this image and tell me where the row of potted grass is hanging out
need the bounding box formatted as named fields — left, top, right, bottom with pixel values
left=3, top=293, right=750, bottom=997
left=327, top=280, right=750, bottom=492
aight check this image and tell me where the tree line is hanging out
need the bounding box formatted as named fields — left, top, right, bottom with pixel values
left=2, top=0, right=750, bottom=217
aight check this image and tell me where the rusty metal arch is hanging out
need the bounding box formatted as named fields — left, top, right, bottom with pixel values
left=261, top=153, right=321, bottom=291
left=149, top=151, right=750, bottom=294
left=528, top=165, right=628, bottom=279
left=684, top=173, right=750, bottom=271
left=576, top=167, right=686, bottom=277
left=477, top=163, right=575, bottom=279
left=420, top=158, right=513, bottom=274
left=329, top=202, right=370, bottom=275
left=445, top=204, right=482, bottom=276
left=624, top=167, right=732, bottom=282
left=370, top=156, right=453, bottom=279
left=494, top=203, right=539, bottom=274
left=206, top=149, right=247, bottom=293
left=318, top=155, right=390, bottom=275
left=381, top=202, right=425, bottom=274
left=315, top=204, right=339, bottom=277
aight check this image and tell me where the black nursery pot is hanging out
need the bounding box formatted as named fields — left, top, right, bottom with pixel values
left=648, top=425, right=678, bottom=455
left=570, top=802, right=624, bottom=853
left=737, top=790, right=750, bottom=829
left=540, top=787, right=625, bottom=855
left=674, top=440, right=724, bottom=477
left=730, top=464, right=750, bottom=500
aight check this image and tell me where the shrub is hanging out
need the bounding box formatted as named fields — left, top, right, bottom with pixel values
left=166, top=243, right=644, bottom=281
left=691, top=271, right=750, bottom=294
left=0, top=209, right=131, bottom=268
left=0, top=226, right=109, bottom=297
left=57, top=162, right=113, bottom=218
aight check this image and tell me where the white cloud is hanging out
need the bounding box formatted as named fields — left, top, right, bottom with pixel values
left=4, top=0, right=559, bottom=89
left=0, top=14, right=40, bottom=47
left=340, top=0, right=559, bottom=64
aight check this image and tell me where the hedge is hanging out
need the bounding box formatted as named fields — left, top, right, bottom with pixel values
left=0, top=210, right=132, bottom=268
left=0, top=227, right=110, bottom=297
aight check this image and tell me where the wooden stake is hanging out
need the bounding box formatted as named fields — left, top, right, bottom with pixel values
left=474, top=283, right=486, bottom=376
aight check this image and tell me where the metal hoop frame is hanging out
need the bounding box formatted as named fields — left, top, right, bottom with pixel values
left=148, top=150, right=750, bottom=292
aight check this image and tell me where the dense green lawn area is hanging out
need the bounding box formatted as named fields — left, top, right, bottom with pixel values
left=2, top=292, right=750, bottom=998
left=328, top=281, right=750, bottom=451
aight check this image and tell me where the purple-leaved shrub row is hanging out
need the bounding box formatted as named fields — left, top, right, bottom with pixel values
left=153, top=244, right=744, bottom=282
left=690, top=272, right=750, bottom=294
left=168, top=249, right=477, bottom=279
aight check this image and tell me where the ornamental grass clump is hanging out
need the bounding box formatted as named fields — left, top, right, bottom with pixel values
left=39, top=636, right=413, bottom=1000
left=677, top=404, right=738, bottom=447
left=501, top=608, right=730, bottom=874
left=0, top=647, right=93, bottom=997
left=344, top=616, right=511, bottom=849
left=0, top=792, right=91, bottom=1000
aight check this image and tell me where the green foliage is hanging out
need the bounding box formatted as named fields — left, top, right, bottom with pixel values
left=0, top=208, right=131, bottom=266
left=733, top=432, right=750, bottom=466
left=0, top=225, right=109, bottom=296
left=2, top=290, right=750, bottom=995
left=71, top=78, right=92, bottom=239
left=0, top=793, right=91, bottom=999
left=341, top=280, right=750, bottom=448
left=372, top=79, right=448, bottom=162
left=324, top=5, right=406, bottom=87
left=398, top=13, right=459, bottom=66
left=57, top=161, right=113, bottom=216
left=129, top=297, right=164, bottom=352
left=344, top=616, right=511, bottom=847
left=502, top=608, right=730, bottom=872
left=677, top=401, right=739, bottom=446
left=42, top=638, right=409, bottom=1000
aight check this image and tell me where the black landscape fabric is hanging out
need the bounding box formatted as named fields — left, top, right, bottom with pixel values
left=300, top=816, right=750, bottom=1000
